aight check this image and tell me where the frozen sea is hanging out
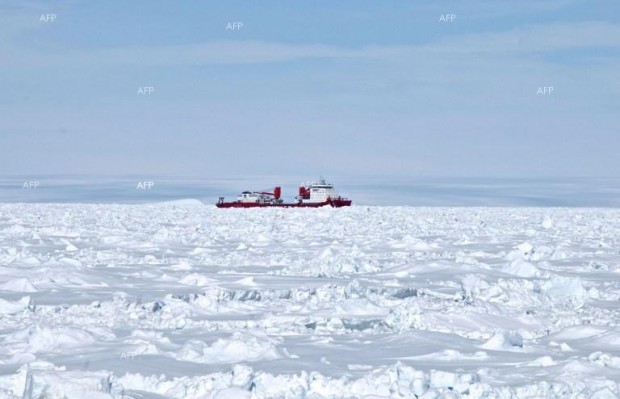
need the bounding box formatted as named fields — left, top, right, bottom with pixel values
left=1, top=177, right=620, bottom=398
left=2, top=175, right=620, bottom=207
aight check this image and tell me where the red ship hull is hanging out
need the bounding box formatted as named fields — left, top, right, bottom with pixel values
left=216, top=198, right=352, bottom=208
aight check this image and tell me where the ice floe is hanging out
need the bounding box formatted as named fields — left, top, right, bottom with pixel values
left=0, top=204, right=619, bottom=397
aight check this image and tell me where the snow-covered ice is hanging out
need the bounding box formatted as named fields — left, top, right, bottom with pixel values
left=0, top=203, right=619, bottom=398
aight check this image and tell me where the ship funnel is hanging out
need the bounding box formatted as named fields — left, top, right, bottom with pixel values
left=274, top=186, right=281, bottom=199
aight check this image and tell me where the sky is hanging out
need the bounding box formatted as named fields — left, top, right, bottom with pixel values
left=1, top=0, right=619, bottom=180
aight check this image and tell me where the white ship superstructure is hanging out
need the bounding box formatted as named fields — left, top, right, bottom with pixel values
left=298, top=178, right=339, bottom=204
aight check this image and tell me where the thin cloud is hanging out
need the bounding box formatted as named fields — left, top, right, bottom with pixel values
left=3, top=21, right=619, bottom=69
left=422, top=21, right=620, bottom=54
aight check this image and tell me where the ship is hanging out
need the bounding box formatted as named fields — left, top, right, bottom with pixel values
left=216, top=178, right=352, bottom=208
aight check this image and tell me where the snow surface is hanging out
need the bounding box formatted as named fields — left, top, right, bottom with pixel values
left=0, top=203, right=619, bottom=398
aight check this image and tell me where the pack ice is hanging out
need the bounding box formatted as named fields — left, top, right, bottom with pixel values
left=0, top=203, right=619, bottom=398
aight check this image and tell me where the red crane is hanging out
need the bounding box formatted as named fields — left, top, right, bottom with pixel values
left=255, top=186, right=281, bottom=200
